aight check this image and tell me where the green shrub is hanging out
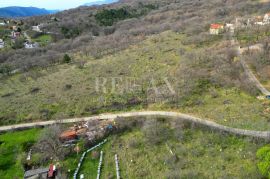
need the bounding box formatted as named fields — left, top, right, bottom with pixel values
left=257, top=145, right=270, bottom=178
left=29, top=153, right=43, bottom=166
left=0, top=64, right=12, bottom=75
left=95, top=7, right=133, bottom=26
left=12, top=37, right=25, bottom=49
left=22, top=141, right=35, bottom=152
left=95, top=4, right=157, bottom=26
left=63, top=54, right=71, bottom=63
left=61, top=27, right=80, bottom=38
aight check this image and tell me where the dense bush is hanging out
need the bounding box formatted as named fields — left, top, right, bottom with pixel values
left=61, top=26, right=81, bottom=39
left=62, top=54, right=71, bottom=63
left=0, top=64, right=12, bottom=75
left=95, top=7, right=133, bottom=26
left=257, top=145, right=270, bottom=178
left=95, top=4, right=157, bottom=26
left=12, top=37, right=25, bottom=49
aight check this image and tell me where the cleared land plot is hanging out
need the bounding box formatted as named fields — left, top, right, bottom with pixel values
left=0, top=31, right=269, bottom=130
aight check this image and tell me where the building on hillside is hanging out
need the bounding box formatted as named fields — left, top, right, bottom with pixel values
left=24, top=42, right=39, bottom=49
left=225, top=23, right=235, bottom=32
left=11, top=31, right=21, bottom=39
left=50, top=17, right=59, bottom=22
left=254, top=16, right=265, bottom=26
left=209, top=24, right=224, bottom=35
left=263, top=13, right=270, bottom=24
left=0, top=22, right=5, bottom=26
left=32, top=25, right=42, bottom=32
left=235, top=17, right=252, bottom=28
left=24, top=164, right=57, bottom=179
left=0, top=39, right=5, bottom=48
left=24, top=168, right=49, bottom=179
left=255, top=21, right=265, bottom=26
left=12, top=25, right=18, bottom=31
left=256, top=16, right=263, bottom=21
left=60, top=130, right=78, bottom=141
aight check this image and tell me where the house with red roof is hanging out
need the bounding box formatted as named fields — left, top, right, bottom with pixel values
left=209, top=23, right=224, bottom=35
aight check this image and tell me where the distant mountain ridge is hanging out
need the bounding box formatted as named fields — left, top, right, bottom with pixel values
left=0, top=6, right=58, bottom=18
left=84, top=0, right=118, bottom=6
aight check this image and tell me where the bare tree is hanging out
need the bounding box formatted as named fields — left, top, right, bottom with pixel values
left=34, top=125, right=68, bottom=161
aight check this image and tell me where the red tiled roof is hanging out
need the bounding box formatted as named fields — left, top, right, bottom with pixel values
left=210, top=24, right=223, bottom=29
left=60, top=130, right=77, bottom=139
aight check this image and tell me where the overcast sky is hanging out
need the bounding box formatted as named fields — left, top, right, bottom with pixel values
left=0, top=0, right=100, bottom=10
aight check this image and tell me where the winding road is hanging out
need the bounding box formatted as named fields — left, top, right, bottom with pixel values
left=230, top=25, right=270, bottom=96
left=0, top=111, right=269, bottom=139
left=240, top=58, right=270, bottom=95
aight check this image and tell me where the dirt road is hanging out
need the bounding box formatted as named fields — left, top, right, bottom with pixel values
left=0, top=111, right=269, bottom=139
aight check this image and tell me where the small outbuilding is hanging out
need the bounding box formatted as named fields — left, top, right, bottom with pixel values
left=209, top=24, right=224, bottom=35
left=60, top=130, right=78, bottom=141
left=48, top=164, right=57, bottom=178
left=24, top=42, right=39, bottom=49
left=263, top=13, right=270, bottom=23
left=0, top=39, right=4, bottom=48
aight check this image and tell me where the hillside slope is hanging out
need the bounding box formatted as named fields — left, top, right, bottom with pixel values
left=0, top=0, right=269, bottom=129
left=1, top=0, right=267, bottom=70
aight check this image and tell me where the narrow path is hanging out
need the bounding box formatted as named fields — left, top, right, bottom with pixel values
left=240, top=58, right=270, bottom=95
left=0, top=111, right=269, bottom=139
left=230, top=26, right=270, bottom=96
left=23, top=32, right=31, bottom=42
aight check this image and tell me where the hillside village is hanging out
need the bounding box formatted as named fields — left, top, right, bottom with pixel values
left=210, top=11, right=270, bottom=35
left=0, top=17, right=57, bottom=50
left=1, top=10, right=270, bottom=50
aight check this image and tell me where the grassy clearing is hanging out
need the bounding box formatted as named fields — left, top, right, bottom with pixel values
left=0, top=128, right=42, bottom=179
left=181, top=88, right=270, bottom=130
left=33, top=34, right=52, bottom=47
left=76, top=128, right=262, bottom=178
left=0, top=31, right=268, bottom=130
left=0, top=31, right=183, bottom=125
left=63, top=151, right=100, bottom=179
left=148, top=87, right=270, bottom=130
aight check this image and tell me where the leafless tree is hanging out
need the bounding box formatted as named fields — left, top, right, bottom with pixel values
left=34, top=125, right=68, bottom=161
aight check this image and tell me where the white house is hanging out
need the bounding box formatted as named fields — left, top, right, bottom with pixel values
left=32, top=25, right=42, bottom=32
left=255, top=21, right=265, bottom=26
left=24, top=42, right=39, bottom=49
left=263, top=13, right=270, bottom=24
left=0, top=39, right=5, bottom=48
